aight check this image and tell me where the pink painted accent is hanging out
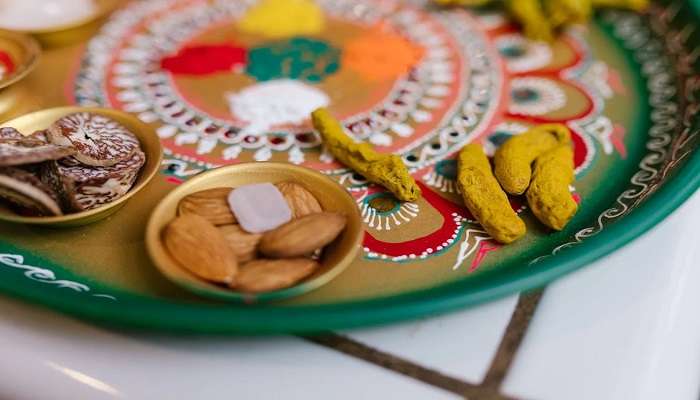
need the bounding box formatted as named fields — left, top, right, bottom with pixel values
left=469, top=240, right=500, bottom=272
left=572, top=192, right=581, bottom=204
left=607, top=68, right=627, bottom=95
left=166, top=176, right=183, bottom=185
left=611, top=123, right=628, bottom=159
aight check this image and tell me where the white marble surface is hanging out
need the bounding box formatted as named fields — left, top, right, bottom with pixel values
left=0, top=297, right=457, bottom=400
left=345, top=295, right=518, bottom=385
left=503, top=191, right=700, bottom=400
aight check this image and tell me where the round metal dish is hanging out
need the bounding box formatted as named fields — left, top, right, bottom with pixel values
left=146, top=163, right=364, bottom=303
left=0, top=107, right=163, bottom=227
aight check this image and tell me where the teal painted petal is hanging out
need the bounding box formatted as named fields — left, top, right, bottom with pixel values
left=246, top=37, right=341, bottom=83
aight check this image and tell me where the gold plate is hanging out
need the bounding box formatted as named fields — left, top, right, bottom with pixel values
left=4, top=0, right=121, bottom=47
left=146, top=163, right=364, bottom=303
left=0, top=30, right=40, bottom=91
left=0, top=107, right=163, bottom=227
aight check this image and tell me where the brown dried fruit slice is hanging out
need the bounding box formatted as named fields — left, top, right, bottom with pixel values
left=0, top=127, right=48, bottom=143
left=218, top=224, right=262, bottom=263
left=58, top=150, right=146, bottom=186
left=0, top=127, right=75, bottom=167
left=47, top=112, right=139, bottom=167
left=275, top=181, right=322, bottom=219
left=177, top=187, right=236, bottom=225
left=0, top=127, right=24, bottom=141
left=0, top=142, right=75, bottom=167
left=73, top=169, right=141, bottom=211
left=259, top=212, right=347, bottom=258
left=0, top=127, right=42, bottom=143
left=163, top=215, right=238, bottom=284
left=232, top=258, right=319, bottom=293
left=29, top=130, right=49, bottom=143
left=63, top=151, right=146, bottom=211
left=38, top=161, right=81, bottom=213
left=0, top=167, right=62, bottom=216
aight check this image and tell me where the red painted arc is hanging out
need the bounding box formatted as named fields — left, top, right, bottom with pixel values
left=362, top=181, right=470, bottom=257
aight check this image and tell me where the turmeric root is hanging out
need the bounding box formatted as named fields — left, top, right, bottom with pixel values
left=544, top=0, right=592, bottom=28
left=311, top=108, right=421, bottom=202
left=526, top=145, right=578, bottom=230
left=457, top=143, right=526, bottom=244
left=505, top=0, right=554, bottom=42
left=494, top=123, right=571, bottom=195
left=442, top=0, right=649, bottom=41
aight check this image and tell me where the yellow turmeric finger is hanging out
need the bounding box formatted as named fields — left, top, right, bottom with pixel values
left=457, top=144, right=526, bottom=244
left=505, top=0, right=554, bottom=42
left=494, top=123, right=571, bottom=195
left=526, top=145, right=578, bottom=231
left=591, top=0, right=649, bottom=12
left=544, top=0, right=592, bottom=28
left=311, top=108, right=421, bottom=202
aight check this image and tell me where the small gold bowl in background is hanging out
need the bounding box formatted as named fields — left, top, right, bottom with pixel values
left=0, top=30, right=41, bottom=121
left=0, top=30, right=40, bottom=92
left=146, top=163, right=364, bottom=303
left=0, top=107, right=163, bottom=227
left=5, top=0, right=121, bottom=48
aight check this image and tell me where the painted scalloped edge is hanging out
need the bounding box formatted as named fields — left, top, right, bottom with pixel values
left=532, top=7, right=699, bottom=264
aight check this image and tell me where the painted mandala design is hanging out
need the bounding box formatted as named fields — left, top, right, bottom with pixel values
left=70, top=0, right=626, bottom=269
left=508, top=77, right=567, bottom=116
left=496, top=34, right=553, bottom=73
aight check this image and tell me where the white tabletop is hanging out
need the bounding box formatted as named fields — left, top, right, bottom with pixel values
left=1, top=191, right=698, bottom=400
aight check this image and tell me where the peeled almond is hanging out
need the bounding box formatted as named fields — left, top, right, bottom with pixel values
left=259, top=212, right=347, bottom=258
left=232, top=258, right=319, bottom=293
left=177, top=188, right=236, bottom=225
left=275, top=182, right=322, bottom=219
left=163, top=215, right=238, bottom=284
left=218, top=224, right=263, bottom=263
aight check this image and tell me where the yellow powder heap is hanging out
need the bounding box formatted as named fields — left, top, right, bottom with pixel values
left=238, top=0, right=325, bottom=39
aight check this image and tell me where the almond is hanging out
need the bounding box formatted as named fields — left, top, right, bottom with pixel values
left=232, top=258, right=319, bottom=293
left=163, top=214, right=238, bottom=284
left=218, top=224, right=262, bottom=263
left=259, top=212, right=347, bottom=258
left=177, top=188, right=236, bottom=225
left=275, top=182, right=322, bottom=219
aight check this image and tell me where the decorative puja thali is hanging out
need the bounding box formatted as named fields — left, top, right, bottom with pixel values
left=0, top=0, right=698, bottom=333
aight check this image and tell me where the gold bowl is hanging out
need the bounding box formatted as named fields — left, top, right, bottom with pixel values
left=4, top=0, right=121, bottom=47
left=0, top=107, right=163, bottom=227
left=146, top=163, right=364, bottom=303
left=0, top=30, right=40, bottom=91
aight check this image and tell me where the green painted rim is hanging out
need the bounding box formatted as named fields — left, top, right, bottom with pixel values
left=0, top=4, right=698, bottom=334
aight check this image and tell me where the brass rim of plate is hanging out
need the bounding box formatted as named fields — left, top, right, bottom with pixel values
left=0, top=30, right=41, bottom=91
left=2, top=0, right=121, bottom=35
left=0, top=106, right=164, bottom=226
left=146, top=163, right=365, bottom=302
